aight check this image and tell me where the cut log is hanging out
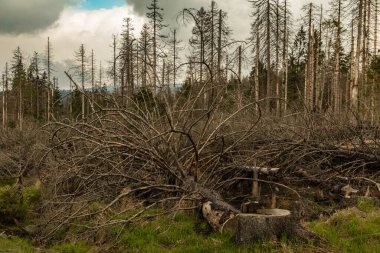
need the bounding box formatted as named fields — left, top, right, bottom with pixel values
left=235, top=209, right=319, bottom=245
left=202, top=201, right=235, bottom=232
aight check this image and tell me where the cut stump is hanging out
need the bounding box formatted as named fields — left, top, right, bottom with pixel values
left=235, top=209, right=319, bottom=245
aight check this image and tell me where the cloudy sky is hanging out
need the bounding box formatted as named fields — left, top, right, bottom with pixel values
left=0, top=0, right=329, bottom=89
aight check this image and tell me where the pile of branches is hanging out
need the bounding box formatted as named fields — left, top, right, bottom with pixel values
left=35, top=84, right=380, bottom=242
left=36, top=84, right=260, bottom=242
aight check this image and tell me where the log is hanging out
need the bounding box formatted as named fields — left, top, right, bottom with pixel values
left=185, top=179, right=320, bottom=244
left=202, top=201, right=235, bottom=232
left=235, top=209, right=320, bottom=245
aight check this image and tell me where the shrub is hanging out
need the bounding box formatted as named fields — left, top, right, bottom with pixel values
left=0, top=184, right=41, bottom=224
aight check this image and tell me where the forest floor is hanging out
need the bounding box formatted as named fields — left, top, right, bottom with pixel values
left=0, top=198, right=379, bottom=253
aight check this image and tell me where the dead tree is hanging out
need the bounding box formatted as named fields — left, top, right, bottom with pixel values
left=352, top=0, right=364, bottom=111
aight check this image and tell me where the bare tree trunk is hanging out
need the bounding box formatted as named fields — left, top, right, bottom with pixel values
left=200, top=14, right=204, bottom=85
left=361, top=0, right=368, bottom=114
left=3, top=63, right=8, bottom=130
left=136, top=42, right=139, bottom=89
left=34, top=53, right=40, bottom=120
left=91, top=49, right=95, bottom=113
left=352, top=0, right=364, bottom=111
left=69, top=80, right=73, bottom=118
left=2, top=74, right=5, bottom=131
left=19, top=74, right=22, bottom=130
left=113, top=35, right=117, bottom=95
left=305, top=4, right=313, bottom=111
left=210, top=1, right=215, bottom=103
left=372, top=0, right=378, bottom=122
left=153, top=5, right=157, bottom=94
left=364, top=0, right=371, bottom=118
left=275, top=0, right=280, bottom=115
left=255, top=22, right=260, bottom=113
left=162, top=59, right=165, bottom=94
left=333, top=1, right=342, bottom=114
left=349, top=21, right=355, bottom=110
left=310, top=25, right=315, bottom=111
left=238, top=46, right=242, bottom=83
left=315, top=6, right=322, bottom=111
left=47, top=37, right=51, bottom=122
left=81, top=44, right=85, bottom=120
left=283, top=0, right=289, bottom=114
left=173, top=29, right=177, bottom=88
left=218, top=10, right=223, bottom=86
left=130, top=41, right=135, bottom=102
left=266, top=0, right=271, bottom=112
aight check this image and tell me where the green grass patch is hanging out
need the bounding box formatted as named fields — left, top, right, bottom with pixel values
left=114, top=212, right=313, bottom=253
left=310, top=207, right=380, bottom=253
left=0, top=184, right=41, bottom=224
left=50, top=241, right=91, bottom=253
left=357, top=197, right=378, bottom=213
left=0, top=234, right=36, bottom=253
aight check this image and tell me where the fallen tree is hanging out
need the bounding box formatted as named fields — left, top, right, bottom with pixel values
left=32, top=81, right=380, bottom=245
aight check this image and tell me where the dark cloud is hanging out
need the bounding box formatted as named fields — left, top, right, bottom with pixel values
left=0, top=0, right=80, bottom=34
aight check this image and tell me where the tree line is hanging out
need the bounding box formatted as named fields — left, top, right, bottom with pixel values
left=1, top=0, right=380, bottom=130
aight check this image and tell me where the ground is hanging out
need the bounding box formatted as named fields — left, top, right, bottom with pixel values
left=0, top=198, right=379, bottom=253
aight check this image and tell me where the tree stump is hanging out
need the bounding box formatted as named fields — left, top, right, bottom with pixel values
left=235, top=209, right=297, bottom=245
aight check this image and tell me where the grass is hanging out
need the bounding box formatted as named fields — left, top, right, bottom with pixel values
left=0, top=200, right=379, bottom=252
left=0, top=234, right=36, bottom=253
left=113, top=212, right=318, bottom=253
left=0, top=184, right=41, bottom=224
left=49, top=241, right=91, bottom=253
left=309, top=197, right=380, bottom=253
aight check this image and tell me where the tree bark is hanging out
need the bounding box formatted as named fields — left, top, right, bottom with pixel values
left=352, top=0, right=364, bottom=111
left=235, top=209, right=321, bottom=245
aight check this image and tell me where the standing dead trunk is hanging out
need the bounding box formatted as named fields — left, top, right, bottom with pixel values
left=46, top=37, right=51, bottom=122
left=112, top=35, right=117, bottom=95
left=315, top=6, right=322, bottom=111
left=283, top=0, right=289, bottom=114
left=90, top=49, right=95, bottom=113
left=255, top=19, right=260, bottom=113
left=79, top=44, right=86, bottom=120
left=352, top=0, right=364, bottom=111
left=349, top=21, right=355, bottom=109
left=364, top=0, right=371, bottom=117
left=275, top=0, right=280, bottom=115
left=305, top=4, right=313, bottom=111
left=372, top=0, right=378, bottom=122
left=266, top=0, right=271, bottom=112
left=2, top=74, right=5, bottom=131
left=333, top=1, right=342, bottom=114
left=218, top=10, right=223, bottom=86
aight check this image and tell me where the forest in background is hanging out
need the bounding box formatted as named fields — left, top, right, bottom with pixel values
left=0, top=0, right=379, bottom=127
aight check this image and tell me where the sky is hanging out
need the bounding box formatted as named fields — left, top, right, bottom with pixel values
left=0, top=0, right=329, bottom=89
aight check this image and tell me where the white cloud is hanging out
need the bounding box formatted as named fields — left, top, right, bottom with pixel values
left=0, top=0, right=339, bottom=89
left=0, top=5, right=144, bottom=89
